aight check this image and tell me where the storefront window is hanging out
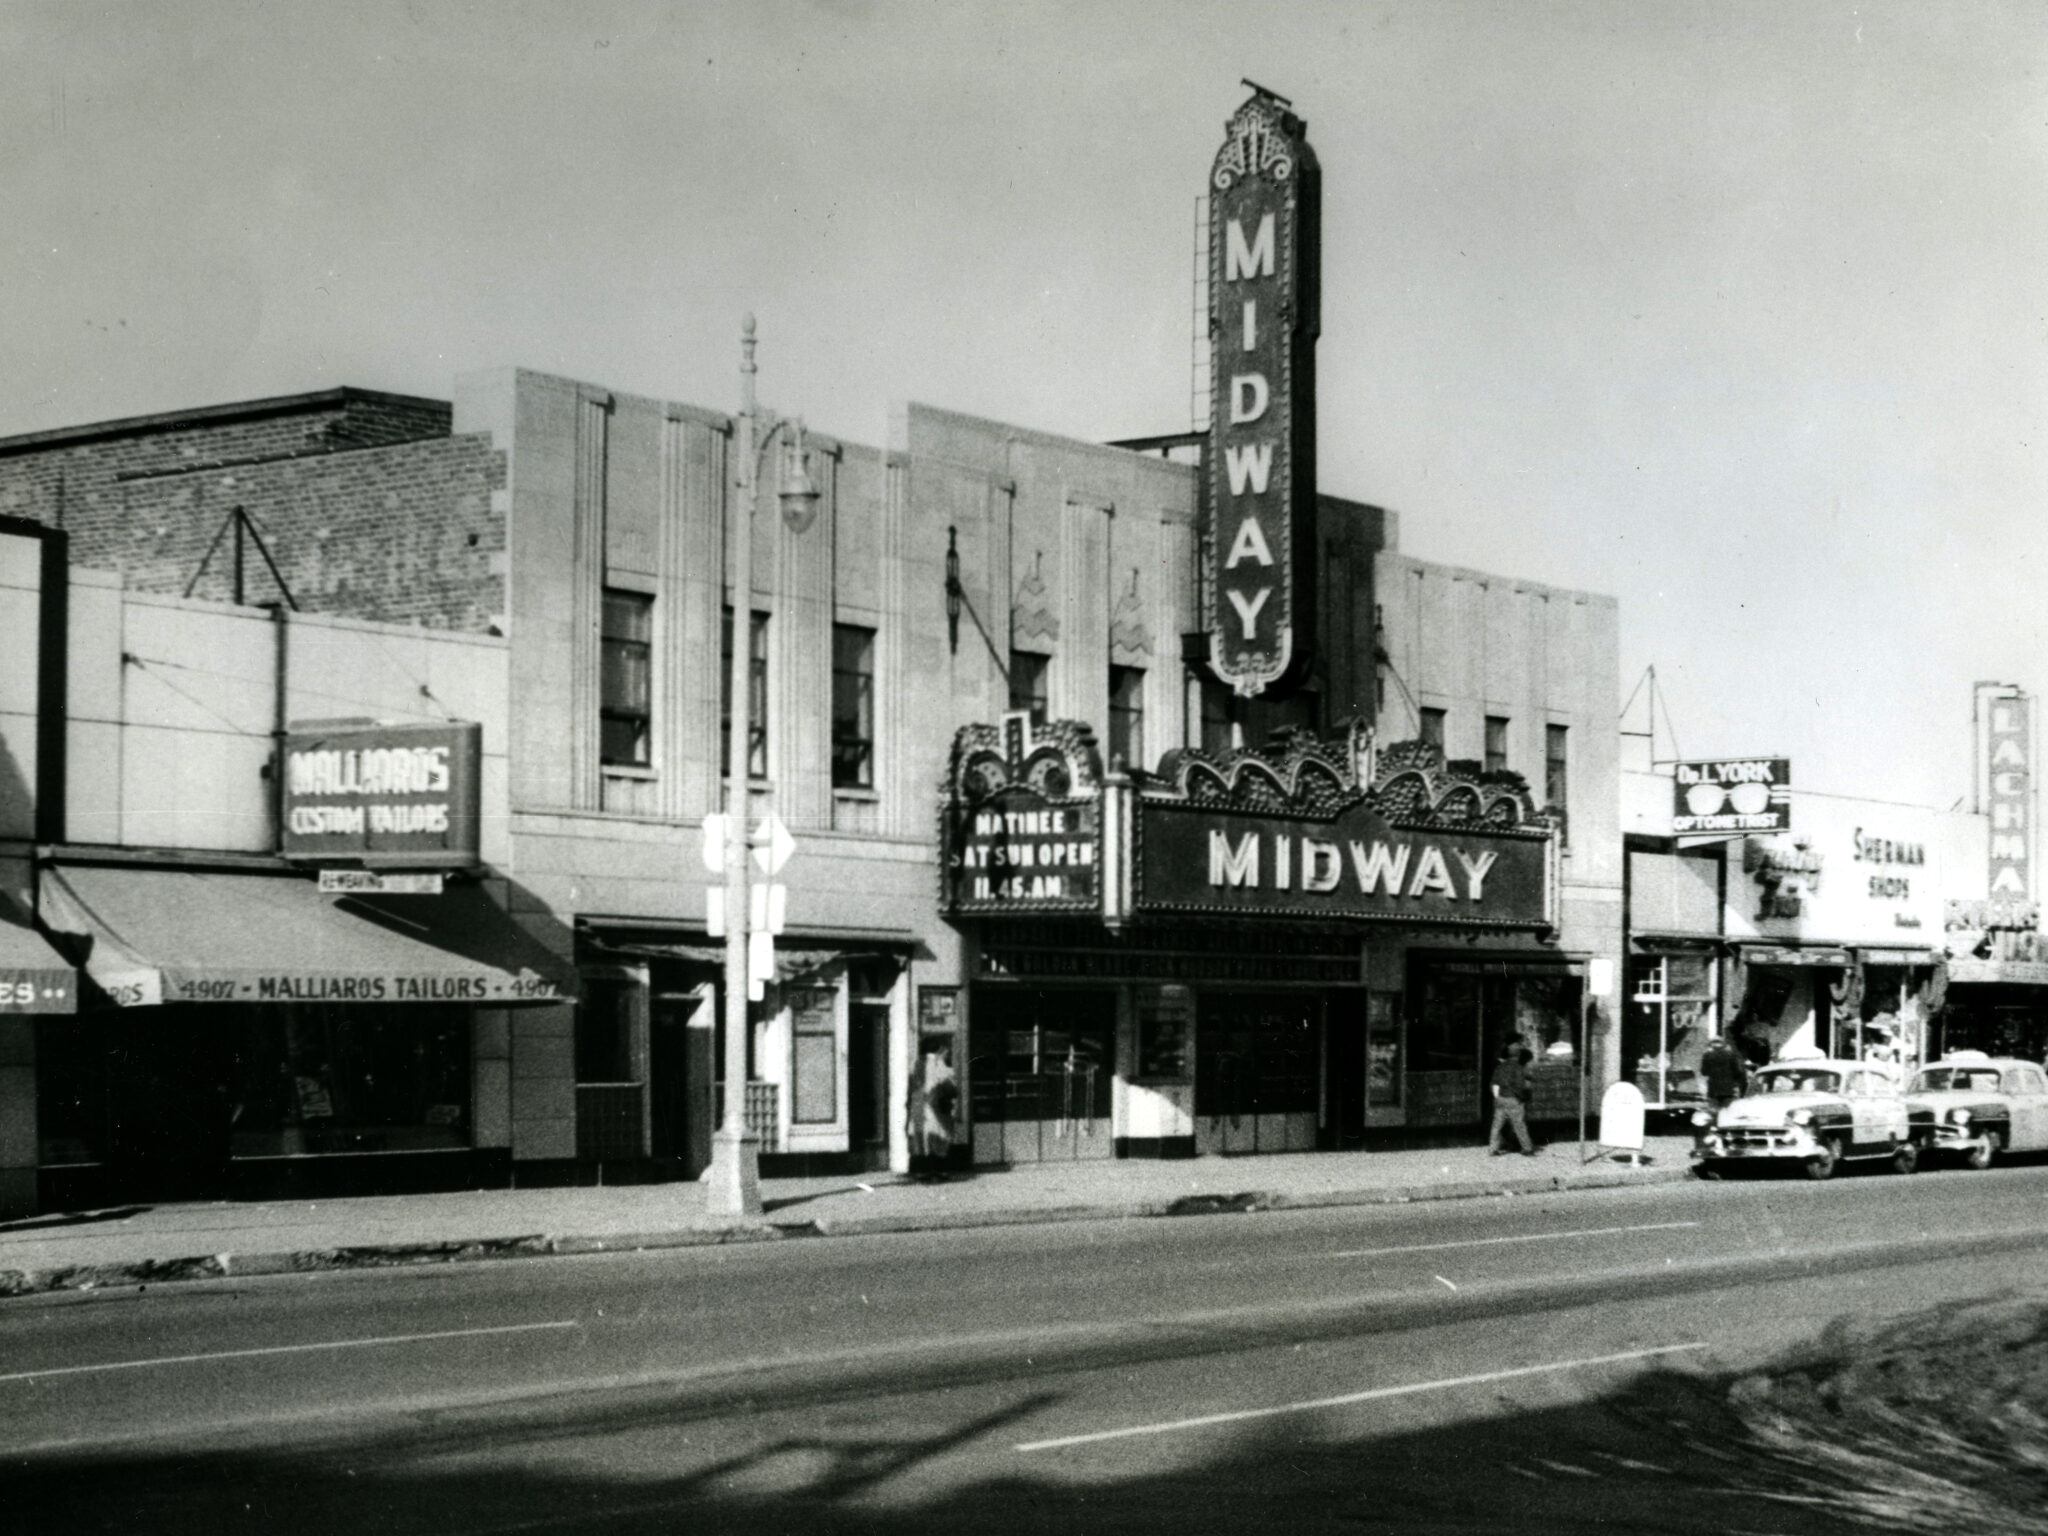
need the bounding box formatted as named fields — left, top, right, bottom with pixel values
left=1195, top=993, right=1318, bottom=1118
left=229, top=1004, right=471, bottom=1157
left=35, top=1018, right=108, bottom=1167
left=1135, top=983, right=1194, bottom=1080
left=1366, top=992, right=1401, bottom=1108
left=1625, top=954, right=1715, bottom=1104
left=789, top=985, right=838, bottom=1124
left=577, top=980, right=636, bottom=1083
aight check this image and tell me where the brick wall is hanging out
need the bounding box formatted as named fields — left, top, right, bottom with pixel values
left=0, top=390, right=506, bottom=632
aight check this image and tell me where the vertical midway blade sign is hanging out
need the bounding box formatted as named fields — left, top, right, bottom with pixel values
left=1207, top=87, right=1320, bottom=698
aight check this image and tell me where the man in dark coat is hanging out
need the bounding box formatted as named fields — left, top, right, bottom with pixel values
left=1488, top=1035, right=1536, bottom=1156
left=1700, top=1033, right=1749, bottom=1112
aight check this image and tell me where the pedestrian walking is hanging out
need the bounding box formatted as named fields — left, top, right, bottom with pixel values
left=1488, top=1035, right=1536, bottom=1156
left=1699, top=1033, right=1748, bottom=1114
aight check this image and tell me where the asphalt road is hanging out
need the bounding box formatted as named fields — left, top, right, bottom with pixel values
left=8, top=1161, right=2048, bottom=1534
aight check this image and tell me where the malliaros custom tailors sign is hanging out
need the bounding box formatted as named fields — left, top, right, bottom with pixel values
left=281, top=719, right=482, bottom=868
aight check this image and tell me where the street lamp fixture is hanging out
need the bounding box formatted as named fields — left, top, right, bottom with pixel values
left=705, top=313, right=820, bottom=1219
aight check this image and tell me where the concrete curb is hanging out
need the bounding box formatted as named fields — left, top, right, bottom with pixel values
left=0, top=1162, right=1691, bottom=1301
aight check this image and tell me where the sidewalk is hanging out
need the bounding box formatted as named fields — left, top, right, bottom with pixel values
left=0, top=1135, right=1695, bottom=1299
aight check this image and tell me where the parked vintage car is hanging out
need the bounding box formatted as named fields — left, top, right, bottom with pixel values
left=1905, top=1052, right=2048, bottom=1168
left=1692, top=1058, right=1915, bottom=1180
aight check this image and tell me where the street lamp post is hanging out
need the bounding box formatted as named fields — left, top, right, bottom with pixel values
left=706, top=313, right=820, bottom=1219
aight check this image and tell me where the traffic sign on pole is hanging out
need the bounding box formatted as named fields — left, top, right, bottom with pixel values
left=752, top=813, right=796, bottom=876
left=703, top=813, right=795, bottom=877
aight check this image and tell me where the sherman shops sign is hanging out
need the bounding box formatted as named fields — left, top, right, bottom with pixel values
left=1205, top=86, right=1320, bottom=700
left=281, top=719, right=483, bottom=868
left=942, top=719, right=1557, bottom=931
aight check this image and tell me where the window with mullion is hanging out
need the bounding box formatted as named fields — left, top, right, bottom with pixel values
left=1484, top=714, right=1510, bottom=774
left=1009, top=650, right=1049, bottom=724
left=1108, top=665, right=1146, bottom=770
left=599, top=589, right=654, bottom=768
left=1546, top=722, right=1569, bottom=844
left=720, top=607, right=769, bottom=780
left=832, top=624, right=876, bottom=789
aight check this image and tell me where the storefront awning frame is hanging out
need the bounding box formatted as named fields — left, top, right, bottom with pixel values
left=39, top=863, right=575, bottom=1008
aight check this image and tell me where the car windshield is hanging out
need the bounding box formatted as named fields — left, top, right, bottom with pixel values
left=1911, top=1068, right=2003, bottom=1094
left=1755, top=1069, right=1840, bottom=1094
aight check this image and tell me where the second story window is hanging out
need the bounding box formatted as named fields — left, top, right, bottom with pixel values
left=1419, top=706, right=1446, bottom=755
left=1108, top=665, right=1146, bottom=770
left=1196, top=669, right=1241, bottom=755
left=721, top=607, right=769, bottom=780
left=1547, top=722, right=1569, bottom=842
left=1485, top=715, right=1510, bottom=774
left=599, top=589, right=653, bottom=768
left=1009, top=650, right=1049, bottom=724
left=832, top=624, right=876, bottom=789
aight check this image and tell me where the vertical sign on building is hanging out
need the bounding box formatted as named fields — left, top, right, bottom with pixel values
left=1983, top=686, right=2033, bottom=899
left=1206, top=86, right=1320, bottom=698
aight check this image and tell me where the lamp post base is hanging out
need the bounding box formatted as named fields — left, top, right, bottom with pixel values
left=704, top=1125, right=763, bottom=1218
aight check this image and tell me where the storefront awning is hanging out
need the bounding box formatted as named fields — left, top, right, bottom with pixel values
left=1738, top=945, right=1852, bottom=968
left=589, top=936, right=872, bottom=985
left=0, top=904, right=76, bottom=1014
left=1431, top=957, right=1586, bottom=978
left=1947, top=958, right=2048, bottom=986
left=39, top=865, right=573, bottom=1008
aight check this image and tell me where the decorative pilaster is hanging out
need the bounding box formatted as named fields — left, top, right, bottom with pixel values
left=569, top=388, right=612, bottom=811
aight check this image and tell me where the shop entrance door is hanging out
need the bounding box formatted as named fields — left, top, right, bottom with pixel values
left=1195, top=992, right=1322, bottom=1154
left=969, top=989, right=1114, bottom=1164
left=649, top=990, right=714, bottom=1180
left=110, top=1010, right=233, bottom=1202
left=848, top=1001, right=891, bottom=1172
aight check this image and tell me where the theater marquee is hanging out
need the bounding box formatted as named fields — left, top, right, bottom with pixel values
left=1206, top=86, right=1320, bottom=699
left=941, top=720, right=1558, bottom=934
left=942, top=715, right=1105, bottom=917
left=1136, top=800, right=1551, bottom=928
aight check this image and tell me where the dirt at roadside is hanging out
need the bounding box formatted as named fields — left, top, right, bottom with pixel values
left=1712, top=1293, right=2048, bottom=1534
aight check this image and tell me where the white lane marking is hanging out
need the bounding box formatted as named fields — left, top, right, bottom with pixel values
left=1324, top=1221, right=1699, bottom=1260
left=1015, top=1342, right=1709, bottom=1453
left=0, top=1320, right=579, bottom=1384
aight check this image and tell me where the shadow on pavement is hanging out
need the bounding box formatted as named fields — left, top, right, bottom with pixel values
left=13, top=1296, right=2045, bottom=1536
left=0, top=1204, right=152, bottom=1234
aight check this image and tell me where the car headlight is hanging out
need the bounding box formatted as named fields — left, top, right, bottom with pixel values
left=1691, top=1110, right=1712, bottom=1127
left=1950, top=1108, right=1972, bottom=1126
left=1789, top=1109, right=1814, bottom=1126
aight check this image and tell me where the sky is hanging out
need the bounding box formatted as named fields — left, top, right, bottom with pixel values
left=4, top=0, right=2043, bottom=808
